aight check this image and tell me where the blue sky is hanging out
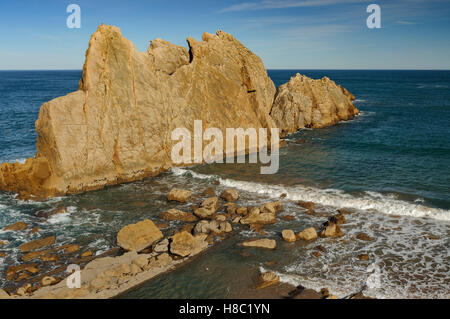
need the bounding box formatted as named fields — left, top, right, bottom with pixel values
left=0, top=0, right=449, bottom=69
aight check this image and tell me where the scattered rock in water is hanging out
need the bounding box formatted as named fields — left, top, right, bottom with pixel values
left=41, top=276, right=58, bottom=287
left=312, top=251, right=322, bottom=258
left=20, top=236, right=55, bottom=252
left=240, top=207, right=276, bottom=225
left=249, top=224, right=267, bottom=236
left=167, top=188, right=192, bottom=203
left=153, top=238, right=169, bottom=253
left=282, top=215, right=295, bottom=221
left=117, top=219, right=163, bottom=252
left=81, top=251, right=93, bottom=258
left=160, top=208, right=197, bottom=222
left=236, top=207, right=248, bottom=215
left=35, top=206, right=67, bottom=218
left=427, top=234, right=440, bottom=240
left=180, top=223, right=195, bottom=233
left=282, top=230, right=296, bottom=243
left=256, top=271, right=280, bottom=289
left=241, top=238, right=277, bottom=250
left=213, top=180, right=220, bottom=185
left=220, top=189, right=239, bottom=202
left=294, top=139, right=307, bottom=144
left=65, top=244, right=80, bottom=254
left=280, top=193, right=287, bottom=198
left=0, top=240, right=5, bottom=246
left=6, top=264, right=39, bottom=281
left=194, top=197, right=219, bottom=219
left=170, top=231, right=207, bottom=257
left=260, top=201, right=283, bottom=214
left=296, top=227, right=318, bottom=241
left=297, top=201, right=315, bottom=211
left=215, top=214, right=227, bottom=222
left=40, top=254, right=58, bottom=262
left=356, top=233, right=373, bottom=241
left=358, top=254, right=370, bottom=261
left=315, top=245, right=327, bottom=253
left=328, top=213, right=346, bottom=225
left=22, top=249, right=51, bottom=262
left=319, top=223, right=343, bottom=238
left=0, top=252, right=5, bottom=257
left=202, top=187, right=216, bottom=197
left=3, top=221, right=27, bottom=231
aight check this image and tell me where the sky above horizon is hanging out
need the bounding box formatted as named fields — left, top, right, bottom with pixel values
left=0, top=0, right=449, bottom=70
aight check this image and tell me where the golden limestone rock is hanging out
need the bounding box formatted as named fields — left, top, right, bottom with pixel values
left=0, top=25, right=358, bottom=199
left=117, top=219, right=163, bottom=252
left=270, top=73, right=359, bottom=136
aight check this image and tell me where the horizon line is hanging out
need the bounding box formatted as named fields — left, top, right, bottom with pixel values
left=1, top=68, right=450, bottom=71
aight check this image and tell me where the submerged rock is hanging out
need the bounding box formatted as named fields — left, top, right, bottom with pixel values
left=117, top=219, right=163, bottom=252
left=3, top=222, right=27, bottom=232
left=296, top=227, right=318, bottom=241
left=220, top=189, right=239, bottom=202
left=256, top=271, right=280, bottom=289
left=20, top=236, right=55, bottom=252
left=241, top=238, right=277, bottom=250
left=319, top=223, right=343, bottom=238
left=167, top=189, right=192, bottom=203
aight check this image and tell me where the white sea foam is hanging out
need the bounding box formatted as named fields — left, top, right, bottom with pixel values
left=171, top=168, right=450, bottom=221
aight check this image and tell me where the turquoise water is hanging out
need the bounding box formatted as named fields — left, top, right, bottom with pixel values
left=0, top=70, right=449, bottom=298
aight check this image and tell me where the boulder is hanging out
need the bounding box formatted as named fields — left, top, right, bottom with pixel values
left=256, top=271, right=280, bottom=289
left=3, top=221, right=27, bottom=231
left=160, top=209, right=197, bottom=222
left=240, top=207, right=276, bottom=225
left=358, top=254, right=370, bottom=261
left=117, top=219, right=163, bottom=251
left=194, top=197, right=219, bottom=219
left=328, top=213, right=346, bottom=225
left=236, top=207, right=248, bottom=215
left=170, top=231, right=206, bottom=257
left=281, top=230, right=296, bottom=243
left=153, top=238, right=169, bottom=253
left=297, top=227, right=318, bottom=241
left=20, top=236, right=55, bottom=252
left=260, top=201, right=283, bottom=214
left=220, top=189, right=239, bottom=202
left=167, top=189, right=192, bottom=203
left=81, top=251, right=93, bottom=257
left=241, top=238, right=276, bottom=250
left=319, top=223, right=343, bottom=238
left=22, top=249, right=51, bottom=262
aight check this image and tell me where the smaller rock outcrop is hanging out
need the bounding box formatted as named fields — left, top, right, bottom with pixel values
left=270, top=74, right=359, bottom=136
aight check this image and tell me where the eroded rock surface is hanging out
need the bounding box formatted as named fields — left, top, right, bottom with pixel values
left=270, top=74, right=359, bottom=136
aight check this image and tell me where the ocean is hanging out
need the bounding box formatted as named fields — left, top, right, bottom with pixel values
left=0, top=70, right=449, bottom=298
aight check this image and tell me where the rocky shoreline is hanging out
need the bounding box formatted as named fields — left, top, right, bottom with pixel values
left=0, top=186, right=374, bottom=299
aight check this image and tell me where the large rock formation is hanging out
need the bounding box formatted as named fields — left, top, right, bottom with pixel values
left=0, top=25, right=358, bottom=199
left=270, top=74, right=359, bottom=136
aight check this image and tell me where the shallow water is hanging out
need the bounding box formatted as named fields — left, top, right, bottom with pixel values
left=0, top=70, right=449, bottom=298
